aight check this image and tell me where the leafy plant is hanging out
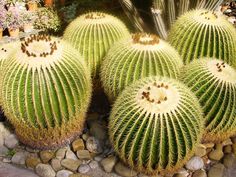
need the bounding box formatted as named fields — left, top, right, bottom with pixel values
left=34, top=7, right=61, bottom=32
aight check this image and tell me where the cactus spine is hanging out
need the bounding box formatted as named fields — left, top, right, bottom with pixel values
left=168, top=9, right=236, bottom=66
left=1, top=35, right=92, bottom=149
left=63, top=12, right=130, bottom=78
left=180, top=59, right=236, bottom=142
left=101, top=33, right=183, bottom=101
left=109, top=76, right=204, bottom=175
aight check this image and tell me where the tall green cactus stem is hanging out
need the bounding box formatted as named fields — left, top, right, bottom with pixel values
left=109, top=76, right=204, bottom=175
left=63, top=12, right=130, bottom=78
left=101, top=33, right=183, bottom=101
left=180, top=59, right=236, bottom=142
left=1, top=34, right=92, bottom=149
left=168, top=9, right=236, bottom=65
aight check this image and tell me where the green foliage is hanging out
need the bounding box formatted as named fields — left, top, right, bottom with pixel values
left=7, top=149, right=16, bottom=157
left=180, top=58, right=236, bottom=142
left=168, top=9, right=236, bottom=65
left=1, top=34, right=92, bottom=149
left=109, top=76, right=204, bottom=175
left=63, top=12, right=130, bottom=78
left=101, top=33, right=183, bottom=101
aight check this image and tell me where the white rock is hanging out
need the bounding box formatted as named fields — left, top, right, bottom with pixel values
left=4, top=134, right=19, bottom=149
left=56, top=170, right=73, bottom=177
left=35, top=163, right=56, bottom=177
left=0, top=123, right=11, bottom=138
left=89, top=160, right=99, bottom=169
left=51, top=158, right=63, bottom=172
left=65, top=149, right=78, bottom=160
left=56, top=148, right=67, bottom=160
left=100, top=156, right=117, bottom=173
left=185, top=156, right=204, bottom=171
left=94, top=155, right=103, bottom=162
left=3, top=157, right=11, bottom=163
left=86, top=137, right=103, bottom=154
left=78, top=164, right=90, bottom=174
left=175, top=168, right=189, bottom=177
left=11, top=152, right=28, bottom=165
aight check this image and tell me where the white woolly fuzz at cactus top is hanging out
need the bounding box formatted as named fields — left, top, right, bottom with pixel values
left=181, top=58, right=236, bottom=143
left=63, top=11, right=130, bottom=79
left=1, top=34, right=92, bottom=149
left=168, top=9, right=236, bottom=66
left=101, top=33, right=183, bottom=101
left=109, top=76, right=204, bottom=175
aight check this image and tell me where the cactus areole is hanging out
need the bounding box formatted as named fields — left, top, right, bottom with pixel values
left=101, top=33, right=183, bottom=101
left=168, top=9, right=236, bottom=65
left=181, top=59, right=236, bottom=142
left=1, top=34, right=92, bottom=149
left=109, top=76, right=204, bottom=175
left=63, top=12, right=130, bottom=79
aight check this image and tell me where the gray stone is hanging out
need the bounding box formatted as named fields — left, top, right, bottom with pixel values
left=11, top=151, right=27, bottom=165
left=208, top=163, right=225, bottom=177
left=86, top=137, right=103, bottom=154
left=78, top=164, right=90, bottom=174
left=61, top=158, right=82, bottom=172
left=114, top=162, right=137, bottom=177
left=223, top=153, right=235, bottom=168
left=56, top=170, right=73, bottom=177
left=0, top=146, right=8, bottom=156
left=51, top=158, right=63, bottom=172
left=100, top=156, right=117, bottom=173
left=185, top=156, right=204, bottom=171
left=66, top=149, right=78, bottom=160
left=35, top=163, right=56, bottom=177
left=4, top=134, right=19, bottom=149
left=77, top=150, right=91, bottom=160
left=88, top=160, right=99, bottom=169
left=0, top=123, right=11, bottom=138
left=56, top=148, right=67, bottom=160
left=192, top=169, right=207, bottom=177
left=174, top=168, right=189, bottom=177
left=94, top=155, right=103, bottom=162
left=89, top=121, right=107, bottom=140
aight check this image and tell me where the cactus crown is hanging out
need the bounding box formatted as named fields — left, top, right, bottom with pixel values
left=19, top=34, right=63, bottom=66
left=180, top=58, right=236, bottom=142
left=132, top=33, right=160, bottom=45
left=137, top=81, right=179, bottom=114
left=85, top=12, right=106, bottom=20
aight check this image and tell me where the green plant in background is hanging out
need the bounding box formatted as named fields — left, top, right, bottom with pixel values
left=34, top=7, right=61, bottom=32
left=101, top=33, right=183, bottom=101
left=168, top=9, right=236, bottom=65
left=109, top=76, right=204, bottom=175
left=1, top=34, right=92, bottom=149
left=63, top=11, right=130, bottom=79
left=180, top=59, right=236, bottom=142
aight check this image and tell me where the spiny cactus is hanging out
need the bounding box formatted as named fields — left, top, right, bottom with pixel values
left=1, top=34, right=92, bottom=149
left=63, top=12, right=130, bottom=78
left=180, top=59, right=236, bottom=142
left=109, top=76, right=204, bottom=175
left=101, top=33, right=183, bottom=101
left=168, top=9, right=236, bottom=65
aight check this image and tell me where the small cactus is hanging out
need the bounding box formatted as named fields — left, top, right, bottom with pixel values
left=180, top=59, right=236, bottom=142
left=101, top=33, right=183, bottom=101
left=109, top=76, right=204, bottom=175
left=1, top=34, right=92, bottom=149
left=63, top=12, right=130, bottom=78
left=168, top=9, right=236, bottom=65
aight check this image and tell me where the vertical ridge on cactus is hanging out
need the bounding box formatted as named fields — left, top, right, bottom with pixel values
left=109, top=76, right=204, bottom=175
left=180, top=58, right=236, bottom=142
left=168, top=9, right=236, bottom=66
left=101, top=33, right=183, bottom=101
left=1, top=34, right=92, bottom=149
left=63, top=12, right=130, bottom=78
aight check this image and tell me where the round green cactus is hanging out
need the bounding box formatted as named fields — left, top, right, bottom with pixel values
left=168, top=9, right=236, bottom=65
left=63, top=12, right=130, bottom=78
left=1, top=34, right=92, bottom=149
left=109, top=76, right=204, bottom=175
left=101, top=33, right=183, bottom=101
left=180, top=59, right=236, bottom=142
